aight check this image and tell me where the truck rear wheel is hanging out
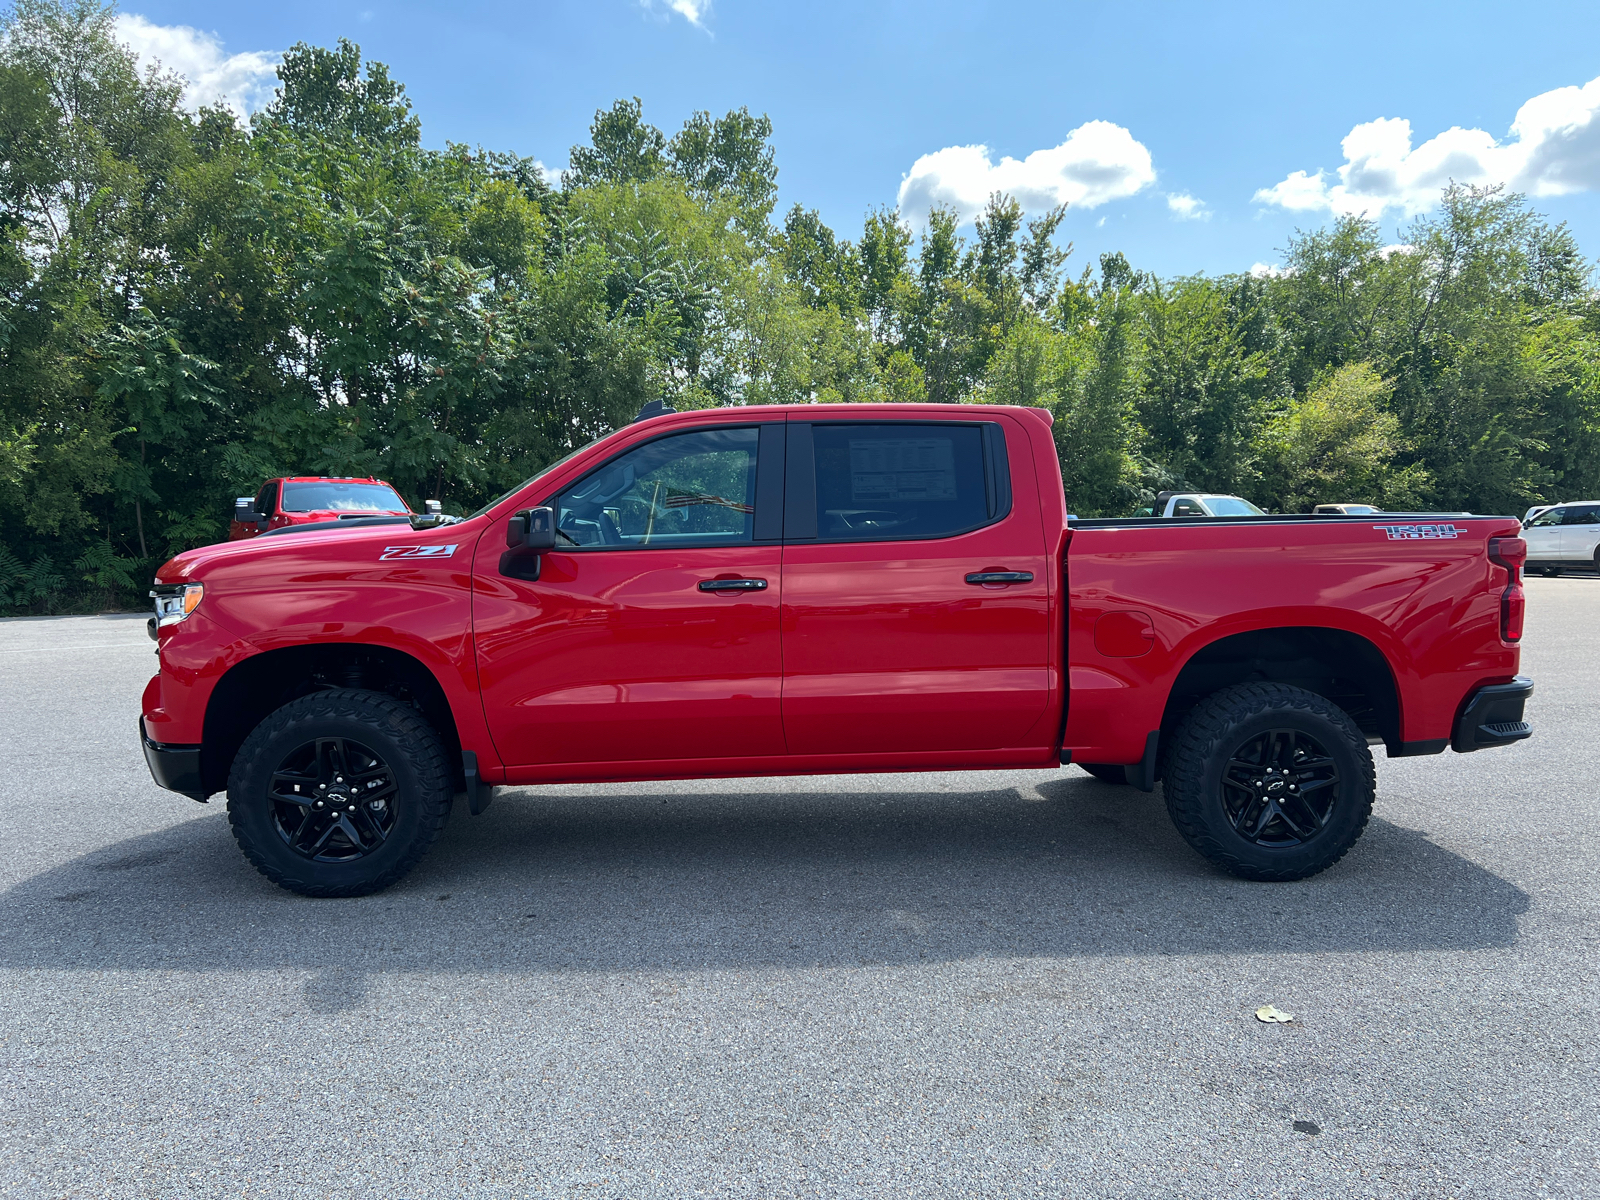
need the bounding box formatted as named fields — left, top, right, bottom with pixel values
left=1163, top=683, right=1374, bottom=882
left=226, top=689, right=452, bottom=897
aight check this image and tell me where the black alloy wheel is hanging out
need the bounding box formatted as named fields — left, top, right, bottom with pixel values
left=1218, top=728, right=1340, bottom=848
left=268, top=736, right=398, bottom=862
left=1163, top=682, right=1375, bottom=882
left=228, top=689, right=453, bottom=897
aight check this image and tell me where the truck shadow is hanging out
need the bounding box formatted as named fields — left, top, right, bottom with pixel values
left=2, top=775, right=1527, bottom=1009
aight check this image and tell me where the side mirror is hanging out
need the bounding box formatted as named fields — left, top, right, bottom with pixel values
left=425, top=499, right=442, bottom=516
left=500, top=507, right=557, bottom=581
left=234, top=497, right=261, bottom=525
left=505, top=507, right=556, bottom=552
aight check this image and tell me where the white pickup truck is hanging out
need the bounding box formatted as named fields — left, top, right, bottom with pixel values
left=1143, top=491, right=1268, bottom=518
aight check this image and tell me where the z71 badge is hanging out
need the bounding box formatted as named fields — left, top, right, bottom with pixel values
left=380, top=544, right=458, bottom=560
left=1373, top=524, right=1462, bottom=541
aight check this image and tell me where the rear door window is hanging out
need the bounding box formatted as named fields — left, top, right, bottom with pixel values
left=801, top=423, right=1004, bottom=542
left=1561, top=504, right=1600, bottom=524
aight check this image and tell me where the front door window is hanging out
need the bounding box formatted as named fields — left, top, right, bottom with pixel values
left=553, top=428, right=759, bottom=550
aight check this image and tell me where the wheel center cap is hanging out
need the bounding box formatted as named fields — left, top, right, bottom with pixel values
left=1267, top=780, right=1285, bottom=793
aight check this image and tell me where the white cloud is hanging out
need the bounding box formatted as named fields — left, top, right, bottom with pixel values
left=1249, top=262, right=1289, bottom=279
left=641, top=0, right=709, bottom=28
left=897, top=120, right=1156, bottom=227
left=1166, top=192, right=1209, bottom=221
left=115, top=13, right=279, bottom=118
left=1255, top=74, right=1600, bottom=218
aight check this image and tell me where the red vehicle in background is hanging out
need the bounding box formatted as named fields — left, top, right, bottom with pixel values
left=229, top=477, right=414, bottom=540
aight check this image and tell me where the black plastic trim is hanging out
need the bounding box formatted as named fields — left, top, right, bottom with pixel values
left=140, top=718, right=207, bottom=801
left=754, top=424, right=786, bottom=541
left=1389, top=738, right=1449, bottom=758
left=983, top=422, right=1013, bottom=521
left=463, top=750, right=493, bottom=815
left=1129, top=730, right=1160, bottom=792
left=784, top=423, right=818, bottom=540
left=1451, top=676, right=1535, bottom=753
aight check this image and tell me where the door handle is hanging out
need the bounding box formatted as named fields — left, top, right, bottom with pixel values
left=698, top=578, right=768, bottom=592
left=965, top=571, right=1033, bottom=585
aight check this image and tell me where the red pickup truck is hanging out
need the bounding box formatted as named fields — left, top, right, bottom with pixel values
left=141, top=403, right=1533, bottom=897
left=228, top=476, right=414, bottom=540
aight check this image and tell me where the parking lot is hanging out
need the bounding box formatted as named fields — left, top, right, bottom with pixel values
left=1, top=577, right=1595, bottom=1199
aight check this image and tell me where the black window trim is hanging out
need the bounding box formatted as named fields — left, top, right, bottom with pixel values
left=784, top=418, right=1015, bottom=546
left=536, top=420, right=782, bottom=551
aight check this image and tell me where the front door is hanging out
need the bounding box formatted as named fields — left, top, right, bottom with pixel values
left=474, top=423, right=786, bottom=771
left=779, top=417, right=1052, bottom=756
left=1523, top=506, right=1563, bottom=561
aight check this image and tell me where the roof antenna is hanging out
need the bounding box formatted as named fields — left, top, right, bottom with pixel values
left=633, top=399, right=676, bottom=423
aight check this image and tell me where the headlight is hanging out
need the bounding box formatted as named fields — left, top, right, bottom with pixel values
left=151, top=582, right=204, bottom=628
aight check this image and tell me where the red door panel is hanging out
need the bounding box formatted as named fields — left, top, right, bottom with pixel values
left=474, top=545, right=783, bottom=768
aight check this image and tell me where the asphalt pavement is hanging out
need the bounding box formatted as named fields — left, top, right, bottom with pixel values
left=1, top=578, right=1595, bottom=1198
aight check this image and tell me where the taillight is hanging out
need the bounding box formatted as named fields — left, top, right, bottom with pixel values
left=1488, top=537, right=1525, bottom=643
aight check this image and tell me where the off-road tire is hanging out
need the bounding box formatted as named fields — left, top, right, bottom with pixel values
left=227, top=689, right=452, bottom=897
left=1078, top=763, right=1129, bottom=784
left=1163, top=682, right=1375, bottom=882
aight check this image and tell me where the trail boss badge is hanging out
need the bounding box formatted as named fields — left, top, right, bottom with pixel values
left=1373, top=524, right=1462, bottom=540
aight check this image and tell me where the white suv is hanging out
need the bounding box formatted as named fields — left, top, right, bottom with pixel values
left=1522, top=501, right=1600, bottom=576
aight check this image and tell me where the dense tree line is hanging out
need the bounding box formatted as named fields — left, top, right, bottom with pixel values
left=2, top=0, right=1597, bottom=612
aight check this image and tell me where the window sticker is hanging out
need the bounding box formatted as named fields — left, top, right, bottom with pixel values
left=849, top=438, right=957, bottom=503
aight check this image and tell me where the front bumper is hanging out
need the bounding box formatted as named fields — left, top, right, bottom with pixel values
left=1452, top=676, right=1535, bottom=753
left=140, top=717, right=208, bottom=801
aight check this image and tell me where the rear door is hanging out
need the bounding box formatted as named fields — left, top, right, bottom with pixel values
left=778, top=417, right=1051, bottom=755
left=474, top=421, right=787, bottom=770
left=1560, top=503, right=1600, bottom=560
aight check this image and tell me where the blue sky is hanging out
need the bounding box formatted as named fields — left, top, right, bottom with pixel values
left=117, top=0, right=1600, bottom=278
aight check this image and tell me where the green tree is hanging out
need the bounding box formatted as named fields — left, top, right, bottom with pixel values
left=1254, top=362, right=1429, bottom=512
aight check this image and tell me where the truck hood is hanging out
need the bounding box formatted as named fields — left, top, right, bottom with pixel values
left=155, top=520, right=445, bottom=583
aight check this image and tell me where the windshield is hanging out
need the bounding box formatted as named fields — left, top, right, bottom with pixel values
left=1205, top=496, right=1266, bottom=516
left=280, top=481, right=408, bottom=513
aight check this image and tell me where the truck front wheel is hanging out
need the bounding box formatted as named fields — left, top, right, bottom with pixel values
left=1163, top=683, right=1375, bottom=882
left=226, top=689, right=453, bottom=897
